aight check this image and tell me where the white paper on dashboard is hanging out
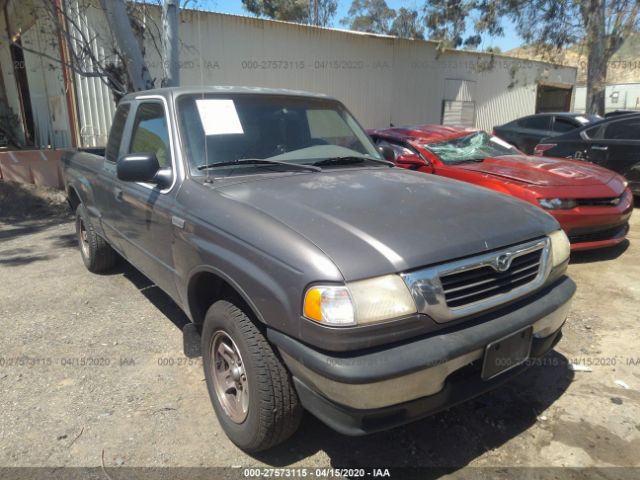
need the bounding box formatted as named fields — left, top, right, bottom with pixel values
left=195, top=99, right=244, bottom=135
left=490, top=136, right=514, bottom=149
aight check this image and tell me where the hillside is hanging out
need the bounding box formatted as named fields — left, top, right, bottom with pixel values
left=507, top=33, right=640, bottom=85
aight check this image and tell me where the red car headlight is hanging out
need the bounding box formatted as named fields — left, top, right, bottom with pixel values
left=538, top=198, right=577, bottom=210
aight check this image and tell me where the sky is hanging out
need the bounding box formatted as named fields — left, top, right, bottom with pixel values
left=195, top=0, right=525, bottom=52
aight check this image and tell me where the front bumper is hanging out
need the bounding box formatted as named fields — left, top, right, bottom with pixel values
left=550, top=189, right=633, bottom=251
left=268, top=276, right=575, bottom=435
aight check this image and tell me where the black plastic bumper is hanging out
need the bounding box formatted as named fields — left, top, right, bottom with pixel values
left=293, top=328, right=562, bottom=436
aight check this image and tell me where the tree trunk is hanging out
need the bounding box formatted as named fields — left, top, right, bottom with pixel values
left=100, top=0, right=154, bottom=91
left=162, top=0, right=179, bottom=87
left=584, top=0, right=607, bottom=115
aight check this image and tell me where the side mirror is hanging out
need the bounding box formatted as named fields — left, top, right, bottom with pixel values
left=377, top=145, right=396, bottom=162
left=117, top=153, right=160, bottom=183
left=395, top=154, right=426, bottom=170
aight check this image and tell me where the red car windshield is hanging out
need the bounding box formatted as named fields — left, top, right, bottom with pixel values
left=424, top=131, right=518, bottom=164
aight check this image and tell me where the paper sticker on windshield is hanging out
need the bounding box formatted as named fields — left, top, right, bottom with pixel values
left=195, top=99, right=244, bottom=135
left=575, top=116, right=589, bottom=124
left=490, top=136, right=514, bottom=149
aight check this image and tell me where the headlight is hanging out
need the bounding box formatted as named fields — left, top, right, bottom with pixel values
left=303, top=275, right=417, bottom=326
left=539, top=198, right=577, bottom=210
left=549, top=229, right=570, bottom=267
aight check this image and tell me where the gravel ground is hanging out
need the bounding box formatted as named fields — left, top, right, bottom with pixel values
left=1, top=181, right=639, bottom=477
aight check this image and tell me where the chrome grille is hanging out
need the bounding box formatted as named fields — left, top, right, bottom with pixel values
left=441, top=249, right=542, bottom=308
left=402, top=238, right=550, bottom=323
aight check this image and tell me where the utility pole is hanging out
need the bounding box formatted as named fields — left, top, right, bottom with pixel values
left=162, top=0, right=180, bottom=87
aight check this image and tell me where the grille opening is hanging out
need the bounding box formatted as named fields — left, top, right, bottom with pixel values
left=440, top=249, right=542, bottom=309
left=568, top=223, right=629, bottom=244
left=576, top=193, right=625, bottom=207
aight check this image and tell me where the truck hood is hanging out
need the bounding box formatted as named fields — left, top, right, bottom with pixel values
left=455, top=155, right=617, bottom=187
left=215, top=168, right=559, bottom=280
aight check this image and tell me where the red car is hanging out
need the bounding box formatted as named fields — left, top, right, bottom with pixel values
left=370, top=125, right=633, bottom=251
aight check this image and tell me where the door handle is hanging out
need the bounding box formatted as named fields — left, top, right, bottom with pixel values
left=591, top=145, right=608, bottom=151
left=114, top=188, right=123, bottom=201
left=172, top=216, right=185, bottom=229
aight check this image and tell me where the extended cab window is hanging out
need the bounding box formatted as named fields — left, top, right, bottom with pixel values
left=129, top=102, right=171, bottom=168
left=105, top=104, right=130, bottom=162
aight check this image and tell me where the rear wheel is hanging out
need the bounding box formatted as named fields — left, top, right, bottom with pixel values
left=202, top=300, right=302, bottom=452
left=75, top=204, right=117, bottom=273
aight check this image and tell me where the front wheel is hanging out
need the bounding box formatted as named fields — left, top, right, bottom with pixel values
left=202, top=301, right=302, bottom=452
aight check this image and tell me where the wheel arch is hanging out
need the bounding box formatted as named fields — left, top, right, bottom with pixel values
left=186, top=267, right=266, bottom=326
left=67, top=185, right=82, bottom=211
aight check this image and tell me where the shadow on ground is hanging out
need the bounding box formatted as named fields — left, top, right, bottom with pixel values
left=0, top=181, right=70, bottom=222
left=254, top=351, right=573, bottom=473
left=571, top=239, right=630, bottom=264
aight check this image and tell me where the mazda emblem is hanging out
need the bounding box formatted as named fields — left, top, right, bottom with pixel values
left=494, top=253, right=512, bottom=272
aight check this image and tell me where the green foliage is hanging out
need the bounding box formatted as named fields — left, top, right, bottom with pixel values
left=389, top=8, right=424, bottom=39
left=341, top=0, right=397, bottom=34
left=242, top=0, right=338, bottom=26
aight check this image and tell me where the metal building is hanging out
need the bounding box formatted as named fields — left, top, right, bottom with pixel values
left=574, top=83, right=640, bottom=114
left=0, top=1, right=577, bottom=149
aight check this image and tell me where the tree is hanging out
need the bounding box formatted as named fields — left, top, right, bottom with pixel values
left=310, top=0, right=338, bottom=27
left=341, top=0, right=397, bottom=35
left=8, top=0, right=182, bottom=99
left=421, top=0, right=640, bottom=115
left=389, top=8, right=424, bottom=39
left=242, top=0, right=337, bottom=26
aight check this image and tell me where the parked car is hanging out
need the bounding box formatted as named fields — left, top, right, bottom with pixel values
left=604, top=110, right=639, bottom=118
left=370, top=125, right=633, bottom=251
left=493, top=113, right=602, bottom=154
left=534, top=113, right=640, bottom=195
left=63, top=87, right=575, bottom=452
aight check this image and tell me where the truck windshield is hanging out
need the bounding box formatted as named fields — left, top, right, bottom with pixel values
left=424, top=131, right=519, bottom=164
left=176, top=93, right=382, bottom=175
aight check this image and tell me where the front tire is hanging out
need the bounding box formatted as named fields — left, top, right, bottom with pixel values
left=75, top=204, right=117, bottom=273
left=202, top=301, right=302, bottom=452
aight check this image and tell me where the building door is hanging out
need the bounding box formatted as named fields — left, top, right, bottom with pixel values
left=441, top=79, right=476, bottom=127
left=9, top=40, right=35, bottom=145
left=536, top=84, right=573, bottom=113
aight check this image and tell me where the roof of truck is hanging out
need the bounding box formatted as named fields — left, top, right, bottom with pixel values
left=121, top=86, right=333, bottom=102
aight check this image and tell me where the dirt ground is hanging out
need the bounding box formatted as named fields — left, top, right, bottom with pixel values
left=1, top=181, right=639, bottom=478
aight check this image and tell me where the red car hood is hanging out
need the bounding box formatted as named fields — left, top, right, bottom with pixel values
left=455, top=155, right=617, bottom=187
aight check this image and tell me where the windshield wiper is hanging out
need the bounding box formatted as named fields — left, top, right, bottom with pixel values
left=197, top=158, right=321, bottom=172
left=311, top=155, right=394, bottom=167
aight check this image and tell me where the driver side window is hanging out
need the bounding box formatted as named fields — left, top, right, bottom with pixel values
left=129, top=102, right=172, bottom=168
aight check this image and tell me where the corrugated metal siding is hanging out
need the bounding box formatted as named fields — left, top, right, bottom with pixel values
left=70, top=7, right=576, bottom=142
left=66, top=0, right=116, bottom=147
left=18, top=11, right=71, bottom=147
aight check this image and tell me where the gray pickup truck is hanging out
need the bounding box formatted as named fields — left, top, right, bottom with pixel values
left=63, top=87, right=575, bottom=452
